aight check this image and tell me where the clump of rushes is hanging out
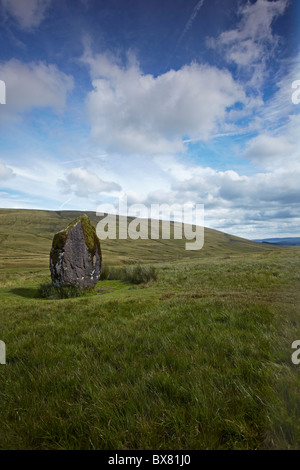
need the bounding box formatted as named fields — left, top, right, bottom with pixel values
left=100, top=264, right=158, bottom=284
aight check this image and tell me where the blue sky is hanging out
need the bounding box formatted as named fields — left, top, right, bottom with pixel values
left=0, top=0, right=299, bottom=239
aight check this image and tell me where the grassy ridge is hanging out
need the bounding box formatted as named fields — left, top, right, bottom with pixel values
left=0, top=209, right=278, bottom=268
left=0, top=209, right=299, bottom=449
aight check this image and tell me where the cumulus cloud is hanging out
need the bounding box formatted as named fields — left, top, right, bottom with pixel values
left=58, top=167, right=121, bottom=198
left=171, top=162, right=300, bottom=207
left=0, top=162, right=14, bottom=180
left=217, top=169, right=300, bottom=205
left=243, top=134, right=294, bottom=163
left=82, top=49, right=245, bottom=155
left=0, top=59, right=74, bottom=119
left=105, top=152, right=300, bottom=238
left=149, top=152, right=300, bottom=237
left=242, top=112, right=300, bottom=170
left=1, top=0, right=51, bottom=29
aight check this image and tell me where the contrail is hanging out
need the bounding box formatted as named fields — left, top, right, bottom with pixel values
left=176, top=0, right=205, bottom=48
left=58, top=196, right=73, bottom=210
left=61, top=154, right=108, bottom=165
left=167, top=0, right=205, bottom=67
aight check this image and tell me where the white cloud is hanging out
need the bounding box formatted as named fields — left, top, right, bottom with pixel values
left=0, top=59, right=74, bottom=120
left=99, top=154, right=300, bottom=238
left=148, top=152, right=300, bottom=238
left=1, top=0, right=51, bottom=29
left=2, top=155, right=122, bottom=211
left=243, top=113, right=300, bottom=169
left=217, top=0, right=287, bottom=62
left=243, top=134, right=294, bottom=163
left=216, top=169, right=300, bottom=205
left=0, top=162, right=14, bottom=180
left=82, top=50, right=245, bottom=155
left=58, top=167, right=121, bottom=198
left=208, top=0, right=288, bottom=87
left=170, top=160, right=300, bottom=207
left=259, top=54, right=300, bottom=129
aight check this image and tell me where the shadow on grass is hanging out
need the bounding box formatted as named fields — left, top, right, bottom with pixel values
left=10, top=287, right=39, bottom=299
left=10, top=284, right=118, bottom=300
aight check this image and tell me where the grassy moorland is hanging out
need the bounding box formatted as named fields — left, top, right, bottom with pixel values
left=0, top=208, right=279, bottom=268
left=0, top=209, right=299, bottom=450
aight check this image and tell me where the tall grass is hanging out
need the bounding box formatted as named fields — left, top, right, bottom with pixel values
left=0, top=250, right=299, bottom=449
left=38, top=264, right=158, bottom=299
left=100, top=264, right=158, bottom=284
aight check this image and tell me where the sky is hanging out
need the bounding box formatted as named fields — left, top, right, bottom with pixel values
left=0, top=0, right=299, bottom=239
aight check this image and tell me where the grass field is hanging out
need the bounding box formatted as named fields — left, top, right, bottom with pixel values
left=0, top=208, right=280, bottom=268
left=0, top=209, right=299, bottom=449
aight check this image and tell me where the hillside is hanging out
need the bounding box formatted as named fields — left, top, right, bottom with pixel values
left=0, top=208, right=280, bottom=269
left=254, top=238, right=300, bottom=246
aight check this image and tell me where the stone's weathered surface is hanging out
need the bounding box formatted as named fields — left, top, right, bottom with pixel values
left=50, top=215, right=102, bottom=288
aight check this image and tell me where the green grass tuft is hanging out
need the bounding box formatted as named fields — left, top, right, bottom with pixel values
left=100, top=264, right=158, bottom=284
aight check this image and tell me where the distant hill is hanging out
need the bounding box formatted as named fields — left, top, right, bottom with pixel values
left=253, top=238, right=300, bottom=246
left=0, top=208, right=283, bottom=269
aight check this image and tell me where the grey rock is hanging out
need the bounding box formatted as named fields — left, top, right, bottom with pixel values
left=50, top=215, right=102, bottom=288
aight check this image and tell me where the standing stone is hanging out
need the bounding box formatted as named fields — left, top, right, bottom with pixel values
left=50, top=215, right=102, bottom=288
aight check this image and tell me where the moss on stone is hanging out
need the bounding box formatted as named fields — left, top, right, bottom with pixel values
left=50, top=227, right=68, bottom=266
left=80, top=214, right=101, bottom=259
left=50, top=215, right=101, bottom=267
left=52, top=230, right=68, bottom=250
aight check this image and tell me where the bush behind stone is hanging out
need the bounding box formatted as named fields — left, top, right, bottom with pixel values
left=100, top=264, right=158, bottom=284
